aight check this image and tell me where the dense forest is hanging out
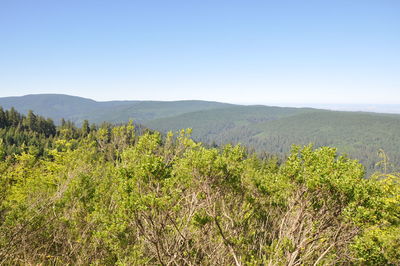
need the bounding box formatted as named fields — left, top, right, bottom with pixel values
left=147, top=107, right=400, bottom=175
left=0, top=108, right=399, bottom=265
left=2, top=94, right=400, bottom=176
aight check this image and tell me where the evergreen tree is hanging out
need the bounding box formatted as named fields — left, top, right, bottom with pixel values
left=81, top=120, right=90, bottom=136
left=6, top=107, right=21, bottom=126
left=0, top=107, right=5, bottom=128
left=25, top=110, right=37, bottom=131
left=45, top=118, right=56, bottom=136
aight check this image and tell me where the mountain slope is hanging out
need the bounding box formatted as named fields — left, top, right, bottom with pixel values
left=0, top=94, right=233, bottom=124
left=74, top=100, right=236, bottom=124
left=1, top=94, right=399, bottom=173
left=145, top=108, right=400, bottom=173
left=145, top=105, right=316, bottom=138
left=0, top=94, right=103, bottom=121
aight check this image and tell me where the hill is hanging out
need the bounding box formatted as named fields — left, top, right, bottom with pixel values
left=146, top=107, right=400, bottom=173
left=0, top=94, right=233, bottom=125
left=1, top=94, right=400, bottom=173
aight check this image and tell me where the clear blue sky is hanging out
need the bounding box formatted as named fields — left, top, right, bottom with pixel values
left=0, top=0, right=399, bottom=104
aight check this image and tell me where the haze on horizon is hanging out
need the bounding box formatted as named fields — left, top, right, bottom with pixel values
left=0, top=0, right=399, bottom=104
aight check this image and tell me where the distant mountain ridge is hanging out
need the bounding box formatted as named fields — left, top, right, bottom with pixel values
left=0, top=94, right=233, bottom=125
left=299, top=104, right=400, bottom=114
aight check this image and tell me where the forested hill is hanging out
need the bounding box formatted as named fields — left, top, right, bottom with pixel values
left=1, top=94, right=400, bottom=173
left=0, top=94, right=233, bottom=125
left=147, top=107, right=400, bottom=174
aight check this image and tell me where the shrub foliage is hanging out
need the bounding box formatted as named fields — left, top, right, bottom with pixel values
left=0, top=110, right=399, bottom=265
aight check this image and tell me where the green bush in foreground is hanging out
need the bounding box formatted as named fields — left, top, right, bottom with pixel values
left=0, top=126, right=399, bottom=265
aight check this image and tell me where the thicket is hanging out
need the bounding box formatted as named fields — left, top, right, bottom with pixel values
left=0, top=109, right=399, bottom=265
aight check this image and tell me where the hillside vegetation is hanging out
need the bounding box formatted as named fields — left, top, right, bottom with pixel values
left=0, top=109, right=399, bottom=265
left=147, top=107, right=400, bottom=174
left=0, top=94, right=232, bottom=124
left=2, top=94, right=400, bottom=174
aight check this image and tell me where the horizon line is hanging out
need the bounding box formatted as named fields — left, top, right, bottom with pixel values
left=1, top=93, right=399, bottom=106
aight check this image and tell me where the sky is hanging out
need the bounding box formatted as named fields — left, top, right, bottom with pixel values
left=0, top=0, right=399, bottom=104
